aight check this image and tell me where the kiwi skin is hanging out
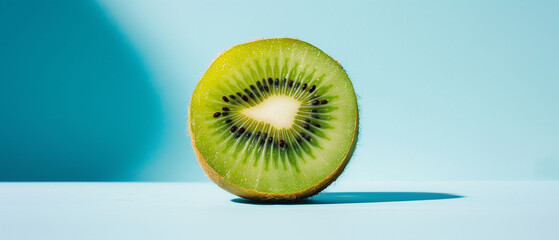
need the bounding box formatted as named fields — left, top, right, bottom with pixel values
left=188, top=38, right=359, bottom=202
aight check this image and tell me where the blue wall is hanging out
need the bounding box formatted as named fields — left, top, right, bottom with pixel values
left=1, top=0, right=558, bottom=181
left=0, top=1, right=163, bottom=180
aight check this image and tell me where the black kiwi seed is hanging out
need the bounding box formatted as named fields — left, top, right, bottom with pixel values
left=313, top=115, right=319, bottom=119
left=244, top=88, right=255, bottom=98
left=264, top=85, right=269, bottom=92
left=279, top=140, right=285, bottom=147
left=236, top=92, right=242, bottom=97
left=245, top=132, right=252, bottom=138
left=225, top=119, right=232, bottom=124
left=311, top=94, right=319, bottom=99
left=222, top=107, right=230, bottom=111
left=288, top=80, right=294, bottom=87
left=282, top=78, right=287, bottom=85
left=302, top=124, right=310, bottom=129
left=275, top=79, right=279, bottom=87
left=239, top=127, right=245, bottom=134
left=268, top=137, right=273, bottom=143
left=294, top=82, right=300, bottom=88
left=235, top=132, right=241, bottom=138
left=222, top=96, right=229, bottom=102
left=309, top=85, right=316, bottom=93
left=231, top=126, right=237, bottom=132
left=296, top=137, right=302, bottom=143
left=311, top=109, right=317, bottom=113
left=255, top=132, right=261, bottom=139
left=250, top=85, right=256, bottom=91
left=313, top=123, right=321, bottom=128
left=257, top=81, right=264, bottom=90
left=260, top=139, right=265, bottom=145
left=268, top=78, right=273, bottom=85
left=213, top=112, right=221, bottom=118
left=305, top=118, right=310, bottom=123
left=262, top=133, right=268, bottom=140
left=229, top=95, right=236, bottom=100
left=222, top=112, right=229, bottom=116
left=321, top=100, right=328, bottom=104
left=312, top=100, right=319, bottom=105
left=301, top=132, right=311, bottom=141
left=241, top=95, right=249, bottom=102
left=302, top=83, right=307, bottom=90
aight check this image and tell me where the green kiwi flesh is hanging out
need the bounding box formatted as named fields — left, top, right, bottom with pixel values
left=189, top=38, right=358, bottom=202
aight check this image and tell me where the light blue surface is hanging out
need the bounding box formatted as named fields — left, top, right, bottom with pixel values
left=1, top=0, right=558, bottom=181
left=1, top=182, right=558, bottom=239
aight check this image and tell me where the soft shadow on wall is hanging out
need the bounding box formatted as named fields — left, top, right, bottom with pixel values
left=0, top=1, right=163, bottom=181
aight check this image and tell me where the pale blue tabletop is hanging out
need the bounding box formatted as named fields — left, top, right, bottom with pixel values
left=1, top=181, right=558, bottom=240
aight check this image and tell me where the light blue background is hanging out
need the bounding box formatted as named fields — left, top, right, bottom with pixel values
left=1, top=0, right=558, bottom=181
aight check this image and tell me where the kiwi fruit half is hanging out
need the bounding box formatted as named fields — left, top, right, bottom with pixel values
left=189, top=38, right=358, bottom=202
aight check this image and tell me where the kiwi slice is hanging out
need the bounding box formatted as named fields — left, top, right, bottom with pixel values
left=189, top=38, right=358, bottom=202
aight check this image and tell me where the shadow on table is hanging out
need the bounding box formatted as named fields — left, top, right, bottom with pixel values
left=231, top=192, right=464, bottom=205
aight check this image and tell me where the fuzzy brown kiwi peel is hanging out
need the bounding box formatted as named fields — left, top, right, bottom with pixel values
left=189, top=38, right=358, bottom=202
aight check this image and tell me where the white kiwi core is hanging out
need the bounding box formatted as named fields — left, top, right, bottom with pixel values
left=241, top=95, right=301, bottom=129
